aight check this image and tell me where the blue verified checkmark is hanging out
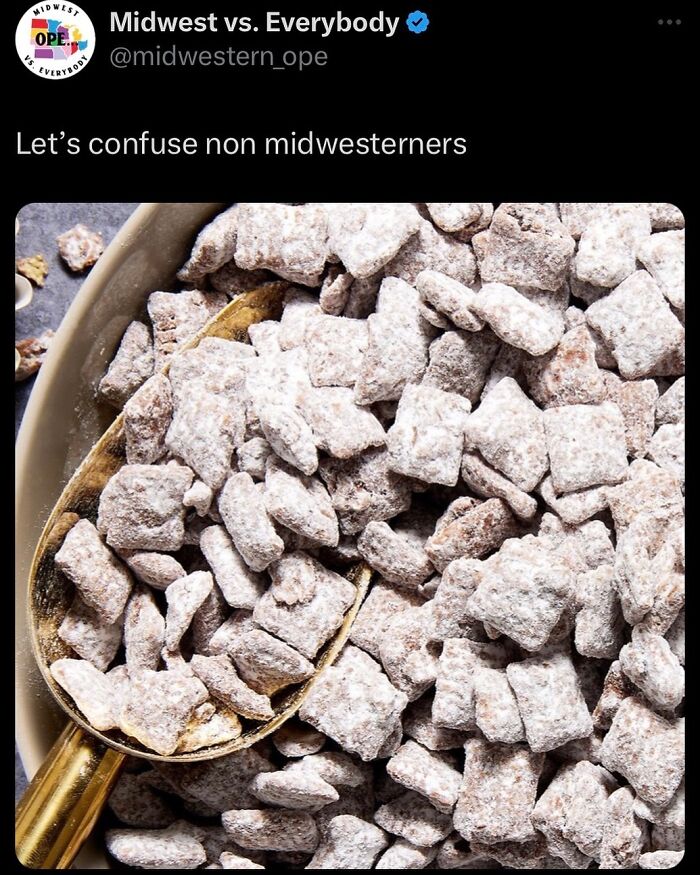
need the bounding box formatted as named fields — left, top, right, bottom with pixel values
left=406, top=10, right=430, bottom=33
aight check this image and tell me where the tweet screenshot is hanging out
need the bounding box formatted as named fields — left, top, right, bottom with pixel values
left=13, top=3, right=687, bottom=870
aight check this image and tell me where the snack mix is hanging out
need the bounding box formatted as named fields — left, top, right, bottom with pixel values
left=51, top=203, right=684, bottom=868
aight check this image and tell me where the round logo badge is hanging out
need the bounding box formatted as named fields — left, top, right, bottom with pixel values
left=16, top=3, right=95, bottom=79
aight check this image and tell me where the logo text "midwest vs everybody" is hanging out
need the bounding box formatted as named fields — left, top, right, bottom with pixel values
left=110, top=10, right=402, bottom=37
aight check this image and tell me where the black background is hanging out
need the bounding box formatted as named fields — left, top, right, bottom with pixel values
left=8, top=2, right=692, bottom=202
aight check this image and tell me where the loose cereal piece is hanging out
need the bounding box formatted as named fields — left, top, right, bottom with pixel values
left=479, top=203, right=575, bottom=291
left=58, top=595, right=122, bottom=671
left=473, top=666, right=525, bottom=744
left=637, top=230, right=684, bottom=312
left=284, top=751, right=368, bottom=789
left=646, top=203, right=685, bottom=230
left=236, top=437, right=272, bottom=480
left=639, top=850, right=684, bottom=869
left=666, top=610, right=685, bottom=666
left=507, top=652, right=593, bottom=751
left=354, top=277, right=432, bottom=405
left=585, top=271, right=684, bottom=379
left=147, top=290, right=228, bottom=369
left=384, top=218, right=478, bottom=286
left=118, top=669, right=208, bottom=754
left=318, top=447, right=413, bottom=534
left=599, top=786, right=649, bottom=870
left=15, top=331, right=55, bottom=382
left=166, top=389, right=244, bottom=491
left=473, top=283, right=564, bottom=355
left=431, top=557, right=484, bottom=640
left=454, top=738, right=543, bottom=845
left=481, top=342, right=527, bottom=399
left=177, top=206, right=239, bottom=280
left=600, top=697, right=684, bottom=806
left=199, top=525, right=266, bottom=609
left=639, top=540, right=684, bottom=636
left=253, top=551, right=355, bottom=659
left=218, top=473, right=285, bottom=572
left=123, top=374, right=173, bottom=465
left=575, top=204, right=651, bottom=288
left=191, top=655, right=274, bottom=721
left=301, top=386, right=386, bottom=458
left=574, top=562, right=622, bottom=656
left=415, top=269, right=484, bottom=331
left=432, top=639, right=511, bottom=730
left=607, top=459, right=683, bottom=536
left=357, top=521, right=433, bottom=589
left=106, top=825, right=206, bottom=868
left=349, top=579, right=425, bottom=659
left=97, top=322, right=154, bottom=409
left=249, top=769, right=338, bottom=810
left=183, top=479, right=213, bottom=517
left=374, top=790, right=452, bottom=847
left=619, top=628, right=685, bottom=711
left=425, top=202, right=486, bottom=234
left=307, top=815, right=388, bottom=869
left=606, top=377, right=659, bottom=459
left=16, top=252, right=48, bottom=286
left=264, top=456, right=338, bottom=546
left=177, top=707, right=242, bottom=753
left=304, top=315, right=368, bottom=388
left=559, top=202, right=614, bottom=239
left=544, top=402, right=628, bottom=493
left=272, top=722, right=326, bottom=758
left=325, top=202, right=420, bottom=278
left=634, top=779, right=684, bottom=840
left=222, top=808, right=319, bottom=852
left=376, top=837, right=438, bottom=869
left=524, top=325, right=606, bottom=409
left=190, top=584, right=229, bottom=655
left=559, top=761, right=619, bottom=859
left=55, top=519, right=132, bottom=624
left=460, top=454, right=534, bottom=521
left=219, top=851, right=264, bottom=869
left=613, top=521, right=662, bottom=626
left=107, top=772, right=176, bottom=828
left=386, top=384, right=470, bottom=486
left=299, top=645, right=407, bottom=761
left=235, top=203, right=328, bottom=286
left=124, top=585, right=165, bottom=672
left=230, top=629, right=314, bottom=695
left=532, top=764, right=597, bottom=869
left=57, top=223, right=104, bottom=272
left=319, top=267, right=353, bottom=315
left=656, top=377, right=684, bottom=427
left=97, top=463, right=194, bottom=552
left=465, top=377, right=548, bottom=492
left=164, top=571, right=213, bottom=649
left=168, top=337, right=252, bottom=403
left=467, top=538, right=574, bottom=651
left=121, top=550, right=186, bottom=591
left=386, top=740, right=461, bottom=813
left=422, top=328, right=499, bottom=404
left=247, top=322, right=280, bottom=360
left=538, top=475, right=608, bottom=526
left=255, top=399, right=318, bottom=475
left=425, top=497, right=519, bottom=571
left=50, top=658, right=117, bottom=731
left=379, top=604, right=439, bottom=701
left=436, top=833, right=501, bottom=869
left=276, top=289, right=322, bottom=351
left=648, top=423, right=684, bottom=489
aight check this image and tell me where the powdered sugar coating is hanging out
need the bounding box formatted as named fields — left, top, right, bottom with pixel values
left=222, top=808, right=319, bottom=852
left=301, top=385, right=386, bottom=458
left=123, top=374, right=172, bottom=466
left=58, top=595, right=122, bottom=671
left=218, top=472, right=285, bottom=572
left=230, top=629, right=314, bottom=695
left=474, top=282, right=564, bottom=355
left=98, top=321, right=154, bottom=409
left=147, top=290, right=228, bottom=368
left=374, top=790, right=452, bottom=847
left=50, top=658, right=118, bottom=731
left=357, top=521, right=433, bottom=590
left=307, top=815, right=388, bottom=868
left=177, top=205, right=239, bottom=280
left=415, top=270, right=484, bottom=331
left=264, top=456, right=338, bottom=546
left=386, top=740, right=461, bottom=813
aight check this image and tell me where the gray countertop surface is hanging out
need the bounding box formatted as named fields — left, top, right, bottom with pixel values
left=15, top=203, right=139, bottom=801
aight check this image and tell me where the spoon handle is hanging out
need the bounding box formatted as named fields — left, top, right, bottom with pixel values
left=15, top=723, right=125, bottom=869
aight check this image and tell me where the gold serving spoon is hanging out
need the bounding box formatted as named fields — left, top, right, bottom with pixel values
left=15, top=283, right=372, bottom=869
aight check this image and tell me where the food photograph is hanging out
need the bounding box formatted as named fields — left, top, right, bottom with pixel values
left=15, top=202, right=685, bottom=869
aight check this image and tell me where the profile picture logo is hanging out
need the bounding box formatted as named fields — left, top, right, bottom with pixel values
left=16, top=3, right=95, bottom=79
